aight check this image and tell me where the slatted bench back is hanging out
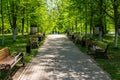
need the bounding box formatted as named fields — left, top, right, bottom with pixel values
left=94, top=41, right=108, bottom=50
left=0, top=47, right=10, bottom=60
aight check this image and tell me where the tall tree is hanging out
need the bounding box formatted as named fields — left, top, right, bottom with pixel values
left=112, top=0, right=119, bottom=48
left=0, top=0, right=5, bottom=45
left=11, top=0, right=18, bottom=42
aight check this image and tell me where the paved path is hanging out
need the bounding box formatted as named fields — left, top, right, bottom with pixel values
left=17, top=34, right=111, bottom=80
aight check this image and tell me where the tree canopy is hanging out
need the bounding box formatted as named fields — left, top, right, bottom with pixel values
left=0, top=0, right=120, bottom=47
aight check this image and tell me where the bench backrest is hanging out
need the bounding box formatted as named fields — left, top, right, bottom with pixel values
left=0, top=47, right=10, bottom=60
left=30, top=38, right=38, bottom=42
left=94, top=41, right=109, bottom=52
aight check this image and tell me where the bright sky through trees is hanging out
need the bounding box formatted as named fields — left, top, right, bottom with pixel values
left=46, top=0, right=56, bottom=10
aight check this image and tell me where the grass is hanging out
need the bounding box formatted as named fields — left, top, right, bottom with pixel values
left=1, top=34, right=120, bottom=80
left=97, top=35, right=120, bottom=80
left=70, top=35, right=120, bottom=80
left=0, top=34, right=44, bottom=79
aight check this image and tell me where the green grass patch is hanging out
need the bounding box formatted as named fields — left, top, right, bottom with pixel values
left=94, top=36, right=120, bottom=80
left=0, top=34, right=44, bottom=79
left=70, top=35, right=120, bottom=80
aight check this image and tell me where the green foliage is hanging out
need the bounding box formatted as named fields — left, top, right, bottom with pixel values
left=76, top=34, right=120, bottom=80
left=95, top=41, right=120, bottom=80
left=0, top=34, right=40, bottom=79
left=0, top=0, right=52, bottom=35
left=0, top=0, right=120, bottom=79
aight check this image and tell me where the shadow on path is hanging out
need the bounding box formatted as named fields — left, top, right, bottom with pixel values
left=18, top=34, right=111, bottom=80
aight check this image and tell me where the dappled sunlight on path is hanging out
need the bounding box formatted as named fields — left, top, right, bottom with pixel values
left=17, top=34, right=111, bottom=80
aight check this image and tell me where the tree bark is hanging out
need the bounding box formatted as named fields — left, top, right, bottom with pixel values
left=1, top=0, right=4, bottom=46
left=21, top=8, right=25, bottom=36
left=90, top=2, right=93, bottom=39
left=113, top=0, right=119, bottom=48
left=7, top=0, right=12, bottom=27
left=26, top=19, right=29, bottom=33
left=98, top=0, right=103, bottom=41
left=71, top=21, right=74, bottom=32
left=75, top=18, right=77, bottom=33
left=85, top=3, right=88, bottom=38
left=12, top=16, right=17, bottom=42
left=11, top=1, right=17, bottom=42
left=22, top=18, right=25, bottom=36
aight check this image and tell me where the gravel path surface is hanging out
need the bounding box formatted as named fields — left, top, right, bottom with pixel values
left=17, top=34, right=111, bottom=80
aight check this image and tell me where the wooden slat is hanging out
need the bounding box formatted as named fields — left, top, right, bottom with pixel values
left=0, top=47, right=10, bottom=60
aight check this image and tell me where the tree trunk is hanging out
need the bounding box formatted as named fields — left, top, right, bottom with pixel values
left=80, top=22, right=83, bottom=35
left=103, top=0, right=107, bottom=34
left=113, top=0, right=119, bottom=48
left=85, top=22, right=87, bottom=37
left=12, top=28, right=17, bottom=42
left=98, top=0, right=103, bottom=41
left=21, top=8, right=25, bottom=36
left=114, top=30, right=118, bottom=48
left=75, top=18, right=77, bottom=33
left=98, top=27, right=102, bottom=41
left=1, top=0, right=4, bottom=46
left=26, top=19, right=29, bottom=33
left=72, top=22, right=74, bottom=32
left=90, top=3, right=93, bottom=39
left=85, top=4, right=88, bottom=37
left=11, top=1, right=17, bottom=42
left=22, top=18, right=25, bottom=36
left=12, top=13, right=17, bottom=42
left=7, top=0, right=12, bottom=27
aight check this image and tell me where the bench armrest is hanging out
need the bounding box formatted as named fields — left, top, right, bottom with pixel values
left=17, top=52, right=23, bottom=57
left=14, top=52, right=23, bottom=62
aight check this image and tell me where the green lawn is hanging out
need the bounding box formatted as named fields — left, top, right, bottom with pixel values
left=96, top=35, right=120, bottom=80
left=72, top=35, right=120, bottom=80
left=0, top=34, right=43, bottom=79
left=0, top=34, right=120, bottom=80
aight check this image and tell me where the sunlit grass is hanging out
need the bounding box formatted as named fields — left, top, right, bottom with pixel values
left=70, top=34, right=120, bottom=80
left=93, top=35, right=120, bottom=80
left=0, top=34, right=43, bottom=79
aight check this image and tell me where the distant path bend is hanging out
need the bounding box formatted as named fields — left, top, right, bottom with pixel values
left=17, top=34, right=111, bottom=80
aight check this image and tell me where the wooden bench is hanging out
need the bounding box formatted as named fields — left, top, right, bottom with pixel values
left=30, top=37, right=39, bottom=48
left=0, top=47, right=24, bottom=79
left=80, top=35, right=92, bottom=47
left=38, top=33, right=45, bottom=42
left=28, top=34, right=45, bottom=49
left=74, top=35, right=83, bottom=44
left=87, top=41, right=109, bottom=58
left=72, top=34, right=90, bottom=47
left=67, top=33, right=75, bottom=39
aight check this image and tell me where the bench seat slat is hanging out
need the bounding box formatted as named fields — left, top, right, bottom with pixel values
left=11, top=57, right=22, bottom=68
left=0, top=56, right=14, bottom=65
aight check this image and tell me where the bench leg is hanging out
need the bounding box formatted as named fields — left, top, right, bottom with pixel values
left=21, top=57, right=25, bottom=67
left=95, top=52, right=108, bottom=59
left=5, top=65, right=13, bottom=80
